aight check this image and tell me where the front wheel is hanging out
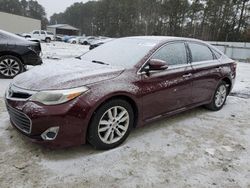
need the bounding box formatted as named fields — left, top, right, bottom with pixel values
left=88, top=99, right=134, bottom=150
left=0, top=55, right=23, bottom=78
left=205, top=81, right=228, bottom=111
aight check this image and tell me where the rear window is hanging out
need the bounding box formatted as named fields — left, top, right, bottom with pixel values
left=189, top=43, right=214, bottom=62
left=47, top=32, right=54, bottom=35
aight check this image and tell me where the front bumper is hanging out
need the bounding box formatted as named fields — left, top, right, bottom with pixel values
left=22, top=50, right=43, bottom=66
left=5, top=97, right=91, bottom=148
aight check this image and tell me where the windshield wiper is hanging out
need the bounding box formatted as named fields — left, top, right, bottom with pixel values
left=92, top=60, right=109, bottom=65
left=75, top=51, right=89, bottom=60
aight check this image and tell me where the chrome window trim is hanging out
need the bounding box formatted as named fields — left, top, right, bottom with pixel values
left=137, top=40, right=191, bottom=75
left=191, top=59, right=219, bottom=66
left=190, top=59, right=232, bottom=69
left=145, top=65, right=193, bottom=78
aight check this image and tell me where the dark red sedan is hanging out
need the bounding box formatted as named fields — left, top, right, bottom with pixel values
left=5, top=36, right=236, bottom=149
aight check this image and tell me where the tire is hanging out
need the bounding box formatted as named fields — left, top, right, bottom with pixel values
left=72, top=41, right=77, bottom=44
left=45, top=38, right=51, bottom=43
left=83, top=41, right=88, bottom=45
left=0, top=55, right=23, bottom=78
left=88, top=99, right=134, bottom=150
left=205, top=81, right=228, bottom=111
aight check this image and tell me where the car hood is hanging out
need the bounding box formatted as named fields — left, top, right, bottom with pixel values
left=13, top=59, right=124, bottom=91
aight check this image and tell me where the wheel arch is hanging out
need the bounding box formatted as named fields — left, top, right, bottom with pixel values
left=86, top=94, right=139, bottom=139
left=221, top=76, right=232, bottom=94
left=95, top=94, right=138, bottom=126
left=0, top=51, right=24, bottom=63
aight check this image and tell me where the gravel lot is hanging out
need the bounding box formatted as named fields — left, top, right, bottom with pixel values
left=0, top=42, right=250, bottom=188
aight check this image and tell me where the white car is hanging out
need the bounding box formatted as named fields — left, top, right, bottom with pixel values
left=79, top=36, right=98, bottom=45
left=68, top=37, right=86, bottom=44
left=23, top=30, right=55, bottom=43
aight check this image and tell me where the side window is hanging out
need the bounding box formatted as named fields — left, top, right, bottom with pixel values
left=33, top=31, right=39, bottom=34
left=41, top=31, right=45, bottom=35
left=189, top=43, right=214, bottom=62
left=152, top=42, right=187, bottom=66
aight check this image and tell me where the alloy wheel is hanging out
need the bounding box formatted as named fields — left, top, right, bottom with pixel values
left=215, top=85, right=227, bottom=108
left=0, top=58, right=21, bottom=77
left=98, top=106, right=130, bottom=144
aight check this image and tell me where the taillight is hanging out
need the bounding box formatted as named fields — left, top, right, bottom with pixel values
left=232, top=62, right=237, bottom=70
left=230, top=62, right=237, bottom=78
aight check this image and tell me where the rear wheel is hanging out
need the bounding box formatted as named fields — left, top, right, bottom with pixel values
left=88, top=99, right=134, bottom=150
left=45, top=38, right=51, bottom=43
left=205, top=81, right=228, bottom=111
left=0, top=55, right=23, bottom=78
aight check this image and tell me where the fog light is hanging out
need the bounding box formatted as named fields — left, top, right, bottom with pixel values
left=41, top=127, right=59, bottom=141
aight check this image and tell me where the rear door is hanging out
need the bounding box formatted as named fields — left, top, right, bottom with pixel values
left=187, top=42, right=222, bottom=104
left=141, top=42, right=194, bottom=121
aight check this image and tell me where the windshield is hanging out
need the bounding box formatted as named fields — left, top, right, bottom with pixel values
left=81, top=38, right=157, bottom=68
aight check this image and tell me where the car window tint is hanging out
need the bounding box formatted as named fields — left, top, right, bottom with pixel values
left=189, top=43, right=214, bottom=62
left=152, top=42, right=187, bottom=66
left=33, top=31, right=39, bottom=34
left=41, top=31, right=45, bottom=34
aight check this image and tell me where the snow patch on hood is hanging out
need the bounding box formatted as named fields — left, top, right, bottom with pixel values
left=13, top=59, right=124, bottom=91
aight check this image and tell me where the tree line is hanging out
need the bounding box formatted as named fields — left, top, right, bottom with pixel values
left=0, top=0, right=249, bottom=41
left=0, top=0, right=48, bottom=29
left=50, top=0, right=250, bottom=42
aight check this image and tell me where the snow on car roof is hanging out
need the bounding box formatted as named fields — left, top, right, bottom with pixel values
left=125, top=36, right=203, bottom=44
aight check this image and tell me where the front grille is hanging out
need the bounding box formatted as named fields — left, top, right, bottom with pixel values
left=11, top=92, right=32, bottom=99
left=7, top=105, right=32, bottom=134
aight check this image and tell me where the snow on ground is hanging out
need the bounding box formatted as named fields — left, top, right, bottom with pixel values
left=41, top=42, right=89, bottom=60
left=0, top=42, right=250, bottom=188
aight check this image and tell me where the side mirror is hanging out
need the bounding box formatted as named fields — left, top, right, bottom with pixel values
left=148, top=59, right=168, bottom=71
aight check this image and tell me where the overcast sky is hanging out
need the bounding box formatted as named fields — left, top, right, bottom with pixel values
left=36, top=0, right=90, bottom=18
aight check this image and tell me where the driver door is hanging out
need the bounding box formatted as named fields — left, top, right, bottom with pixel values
left=140, top=42, right=193, bottom=122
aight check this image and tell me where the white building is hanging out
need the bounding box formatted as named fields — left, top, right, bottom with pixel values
left=0, top=11, right=41, bottom=34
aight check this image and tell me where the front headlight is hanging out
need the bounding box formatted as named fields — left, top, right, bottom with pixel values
left=30, top=86, right=89, bottom=105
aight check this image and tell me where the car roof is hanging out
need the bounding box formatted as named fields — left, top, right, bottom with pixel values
left=125, top=36, right=205, bottom=44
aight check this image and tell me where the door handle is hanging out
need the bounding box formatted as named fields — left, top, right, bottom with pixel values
left=182, top=73, right=192, bottom=78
